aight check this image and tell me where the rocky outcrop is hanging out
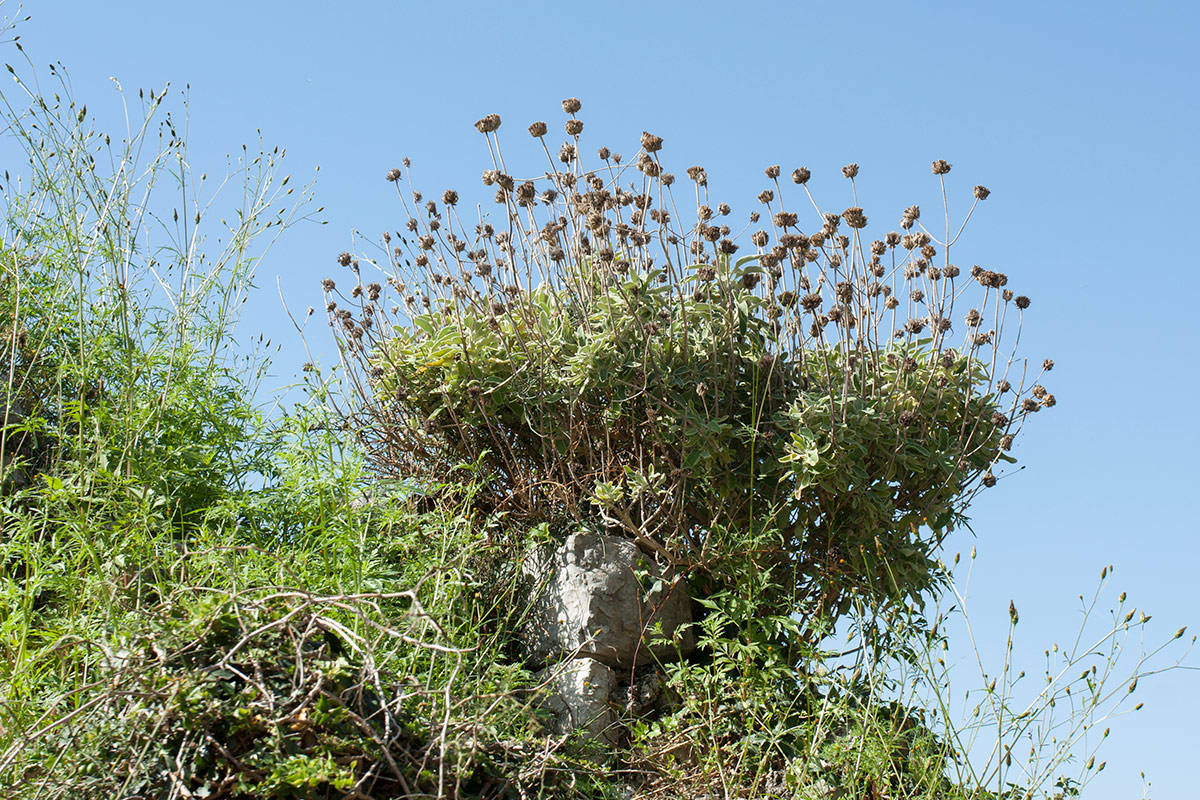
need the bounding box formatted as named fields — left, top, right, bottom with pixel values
left=519, top=532, right=695, bottom=669
left=518, top=532, right=694, bottom=745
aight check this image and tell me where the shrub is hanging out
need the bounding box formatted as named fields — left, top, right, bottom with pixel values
left=332, top=101, right=1056, bottom=634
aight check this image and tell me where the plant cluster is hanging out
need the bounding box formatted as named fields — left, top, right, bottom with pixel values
left=329, top=99, right=1056, bottom=629
left=0, top=37, right=1191, bottom=800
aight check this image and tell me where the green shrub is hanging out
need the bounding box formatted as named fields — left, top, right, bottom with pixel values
left=333, top=104, right=1055, bottom=635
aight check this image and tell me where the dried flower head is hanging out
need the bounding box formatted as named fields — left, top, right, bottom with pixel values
left=717, top=203, right=730, bottom=216
left=597, top=146, right=611, bottom=160
left=475, top=113, right=502, bottom=133
left=1015, top=295, right=1031, bottom=309
left=321, top=278, right=336, bottom=292
left=974, top=185, right=990, bottom=200
left=758, top=190, right=775, bottom=204
left=1043, top=359, right=1055, bottom=371
left=774, top=211, right=798, bottom=228
left=386, top=167, right=402, bottom=182
left=792, top=167, right=811, bottom=184
left=997, top=379, right=1011, bottom=393
left=640, top=131, right=664, bottom=152
left=982, top=472, right=997, bottom=488
left=565, top=119, right=584, bottom=135
left=843, top=207, right=868, bottom=229
left=442, top=189, right=458, bottom=206
left=842, top=163, right=859, bottom=178
left=765, top=165, right=781, bottom=179
left=931, top=159, right=952, bottom=175
left=337, top=252, right=353, bottom=267
left=561, top=97, right=582, bottom=114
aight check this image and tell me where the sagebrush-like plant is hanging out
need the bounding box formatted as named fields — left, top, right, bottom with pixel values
left=331, top=100, right=1056, bottom=630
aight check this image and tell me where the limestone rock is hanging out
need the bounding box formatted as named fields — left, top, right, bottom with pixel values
left=535, top=657, right=619, bottom=746
left=519, top=533, right=695, bottom=669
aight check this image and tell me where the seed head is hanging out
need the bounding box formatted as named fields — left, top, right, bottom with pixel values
left=528, top=121, right=547, bottom=137
left=1043, top=359, right=1054, bottom=371
left=943, top=264, right=961, bottom=278
left=898, top=410, right=918, bottom=427
left=697, top=266, right=716, bottom=282
left=598, top=146, right=611, bottom=160
left=792, top=167, right=811, bottom=184
left=386, top=167, right=402, bottom=182
left=561, top=97, right=582, bottom=114
left=751, top=230, right=769, bottom=247
left=974, top=185, right=991, bottom=200
left=931, top=159, right=952, bottom=175
left=442, top=189, right=458, bottom=206
left=565, top=119, right=584, bottom=135
left=322, top=278, right=336, bottom=292
left=640, top=131, right=664, bottom=152
left=474, top=113, right=502, bottom=134
left=717, top=203, right=730, bottom=216
left=765, top=165, right=781, bottom=179
left=1015, top=295, right=1031, bottom=309
left=841, top=163, right=859, bottom=178
left=774, top=211, right=798, bottom=228
left=337, top=252, right=353, bottom=267
left=885, top=231, right=901, bottom=247
left=843, top=207, right=868, bottom=229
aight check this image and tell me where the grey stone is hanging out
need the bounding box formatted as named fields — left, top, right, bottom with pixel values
left=535, top=657, right=620, bottom=746
left=519, top=533, right=695, bottom=669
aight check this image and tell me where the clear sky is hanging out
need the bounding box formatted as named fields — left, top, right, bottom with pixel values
left=8, top=1, right=1198, bottom=797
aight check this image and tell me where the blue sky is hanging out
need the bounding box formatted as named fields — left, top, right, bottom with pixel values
left=10, top=1, right=1198, bottom=796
